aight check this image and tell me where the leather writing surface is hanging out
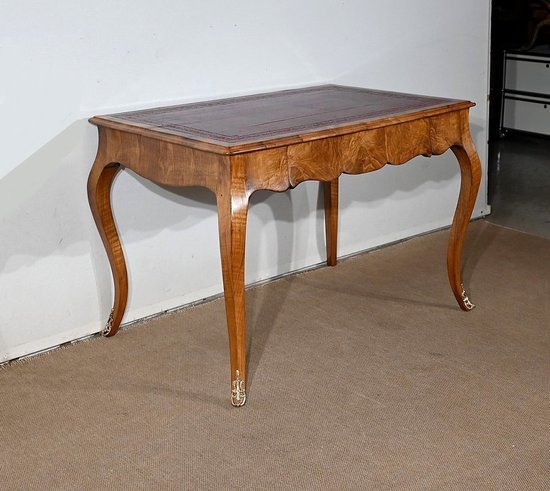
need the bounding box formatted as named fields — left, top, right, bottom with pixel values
left=101, top=85, right=465, bottom=146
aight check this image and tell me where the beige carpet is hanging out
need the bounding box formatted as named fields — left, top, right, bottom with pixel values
left=1, top=220, right=549, bottom=490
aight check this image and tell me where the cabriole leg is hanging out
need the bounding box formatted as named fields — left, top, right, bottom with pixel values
left=448, top=130, right=482, bottom=311
left=217, top=187, right=249, bottom=406
left=323, top=178, right=339, bottom=267
left=87, top=161, right=128, bottom=336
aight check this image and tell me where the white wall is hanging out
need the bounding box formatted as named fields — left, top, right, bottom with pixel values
left=0, top=0, right=491, bottom=362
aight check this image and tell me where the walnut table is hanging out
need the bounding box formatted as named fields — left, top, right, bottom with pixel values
left=87, top=85, right=481, bottom=407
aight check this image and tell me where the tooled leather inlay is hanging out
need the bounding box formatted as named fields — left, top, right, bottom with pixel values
left=104, top=85, right=463, bottom=145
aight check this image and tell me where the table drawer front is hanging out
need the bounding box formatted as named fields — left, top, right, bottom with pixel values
left=503, top=97, right=550, bottom=136
left=505, top=57, right=550, bottom=94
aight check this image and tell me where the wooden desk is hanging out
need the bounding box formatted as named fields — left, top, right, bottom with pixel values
left=88, top=85, right=481, bottom=406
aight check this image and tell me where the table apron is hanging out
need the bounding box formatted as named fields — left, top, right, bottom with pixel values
left=96, top=108, right=468, bottom=196
left=241, top=109, right=467, bottom=192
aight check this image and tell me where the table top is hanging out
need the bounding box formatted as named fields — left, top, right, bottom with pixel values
left=91, top=85, right=473, bottom=154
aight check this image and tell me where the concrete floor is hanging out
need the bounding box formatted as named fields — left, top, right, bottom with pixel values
left=487, top=132, right=550, bottom=240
